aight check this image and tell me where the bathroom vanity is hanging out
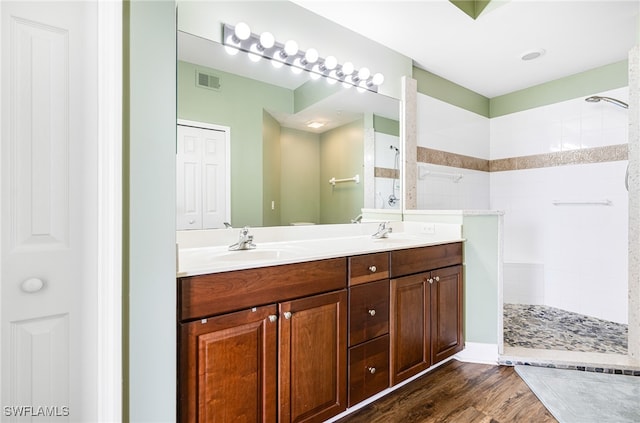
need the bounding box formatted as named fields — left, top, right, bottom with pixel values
left=176, top=224, right=464, bottom=422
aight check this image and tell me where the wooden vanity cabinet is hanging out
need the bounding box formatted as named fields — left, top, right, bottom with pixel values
left=389, top=243, right=463, bottom=385
left=279, top=290, right=347, bottom=423
left=347, top=253, right=391, bottom=407
left=179, top=305, right=278, bottom=423
left=178, top=258, right=348, bottom=423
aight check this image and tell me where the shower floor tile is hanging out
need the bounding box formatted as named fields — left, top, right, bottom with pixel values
left=503, top=304, right=628, bottom=355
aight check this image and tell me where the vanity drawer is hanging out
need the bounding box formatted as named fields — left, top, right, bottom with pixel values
left=390, top=242, right=462, bottom=277
left=349, top=279, right=389, bottom=346
left=348, top=335, right=390, bottom=407
left=179, top=257, right=347, bottom=321
left=348, top=252, right=389, bottom=286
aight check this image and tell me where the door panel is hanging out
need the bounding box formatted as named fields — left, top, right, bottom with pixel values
left=431, top=265, right=464, bottom=363
left=176, top=124, right=229, bottom=230
left=1, top=1, right=98, bottom=421
left=390, top=273, right=430, bottom=385
left=279, top=290, right=347, bottom=423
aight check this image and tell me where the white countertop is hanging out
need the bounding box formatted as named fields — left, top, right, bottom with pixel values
left=177, top=221, right=464, bottom=277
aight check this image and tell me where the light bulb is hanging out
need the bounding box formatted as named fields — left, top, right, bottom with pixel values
left=323, top=55, right=337, bottom=70
left=341, top=61, right=354, bottom=76
left=356, top=81, right=367, bottom=93
left=259, top=32, right=275, bottom=49
left=310, top=64, right=322, bottom=80
left=304, top=48, right=319, bottom=64
left=224, top=45, right=239, bottom=56
left=248, top=44, right=262, bottom=62
left=327, top=70, right=338, bottom=84
left=284, top=40, right=298, bottom=56
left=342, top=80, right=353, bottom=89
left=358, top=67, right=371, bottom=80
left=291, top=58, right=303, bottom=74
left=372, top=73, right=384, bottom=86
left=234, top=22, right=251, bottom=41
left=271, top=59, right=284, bottom=68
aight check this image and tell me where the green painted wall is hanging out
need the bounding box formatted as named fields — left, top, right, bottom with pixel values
left=490, top=60, right=629, bottom=117
left=413, top=66, right=490, bottom=117
left=462, top=215, right=500, bottom=344
left=373, top=115, right=400, bottom=137
left=263, top=111, right=281, bottom=227
left=280, top=127, right=321, bottom=225
left=414, top=59, right=628, bottom=118
left=320, top=119, right=365, bottom=224
left=177, top=60, right=292, bottom=227
left=126, top=1, right=176, bottom=422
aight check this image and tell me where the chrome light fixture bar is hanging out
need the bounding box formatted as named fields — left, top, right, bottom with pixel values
left=222, top=23, right=384, bottom=93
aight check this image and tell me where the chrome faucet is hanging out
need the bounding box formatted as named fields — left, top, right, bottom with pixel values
left=228, top=226, right=256, bottom=251
left=351, top=214, right=363, bottom=224
left=372, top=221, right=393, bottom=239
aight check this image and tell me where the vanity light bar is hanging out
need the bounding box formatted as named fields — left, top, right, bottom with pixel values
left=222, top=23, right=384, bottom=93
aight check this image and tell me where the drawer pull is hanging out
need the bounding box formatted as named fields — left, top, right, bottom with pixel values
left=368, top=367, right=376, bottom=374
left=268, top=315, right=277, bottom=323
left=368, top=265, right=377, bottom=273
left=283, top=311, right=292, bottom=320
left=368, top=309, right=376, bottom=317
left=435, top=276, right=440, bottom=282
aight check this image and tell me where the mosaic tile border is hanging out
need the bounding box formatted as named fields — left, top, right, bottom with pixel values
left=418, top=147, right=489, bottom=172
left=498, top=358, right=640, bottom=377
left=374, top=167, right=399, bottom=179
left=417, top=144, right=628, bottom=173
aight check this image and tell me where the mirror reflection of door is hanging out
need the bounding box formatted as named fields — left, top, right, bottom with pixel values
left=177, top=121, right=231, bottom=230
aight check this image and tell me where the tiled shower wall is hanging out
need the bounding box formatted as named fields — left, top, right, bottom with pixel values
left=416, top=87, right=629, bottom=324
left=416, top=94, right=491, bottom=210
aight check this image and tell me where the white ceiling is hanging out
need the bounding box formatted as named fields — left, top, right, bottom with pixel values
left=292, top=0, right=640, bottom=98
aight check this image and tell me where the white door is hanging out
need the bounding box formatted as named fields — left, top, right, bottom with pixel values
left=1, top=1, right=101, bottom=421
left=177, top=122, right=230, bottom=230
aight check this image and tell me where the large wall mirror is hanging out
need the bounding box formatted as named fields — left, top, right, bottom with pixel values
left=177, top=30, right=400, bottom=229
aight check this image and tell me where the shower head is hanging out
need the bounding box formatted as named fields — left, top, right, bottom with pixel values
left=585, top=96, right=628, bottom=109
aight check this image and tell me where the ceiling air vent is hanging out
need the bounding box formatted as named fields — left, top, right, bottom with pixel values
left=196, top=70, right=221, bottom=91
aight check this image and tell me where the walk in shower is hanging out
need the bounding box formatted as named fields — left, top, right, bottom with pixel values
left=500, top=92, right=630, bottom=358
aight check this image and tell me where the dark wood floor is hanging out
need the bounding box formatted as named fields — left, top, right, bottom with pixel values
left=336, top=359, right=557, bottom=423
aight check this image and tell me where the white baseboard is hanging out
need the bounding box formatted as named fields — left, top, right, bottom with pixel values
left=455, top=342, right=499, bottom=365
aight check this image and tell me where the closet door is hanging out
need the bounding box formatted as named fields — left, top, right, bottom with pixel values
left=176, top=123, right=229, bottom=230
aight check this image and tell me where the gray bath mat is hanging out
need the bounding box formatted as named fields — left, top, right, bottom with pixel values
left=515, top=365, right=640, bottom=423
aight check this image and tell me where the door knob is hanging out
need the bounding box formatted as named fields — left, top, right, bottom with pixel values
left=368, top=367, right=376, bottom=374
left=268, top=315, right=277, bottom=323
left=283, top=311, right=292, bottom=320
left=368, top=309, right=376, bottom=317
left=21, top=277, right=44, bottom=293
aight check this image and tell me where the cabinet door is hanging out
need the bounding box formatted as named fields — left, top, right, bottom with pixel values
left=279, top=290, right=347, bottom=423
left=431, top=265, right=464, bottom=363
left=390, top=273, right=431, bottom=385
left=179, top=305, right=278, bottom=423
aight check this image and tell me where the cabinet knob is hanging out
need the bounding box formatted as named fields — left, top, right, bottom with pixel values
left=189, top=219, right=195, bottom=224
left=427, top=277, right=434, bottom=284
left=435, top=276, right=440, bottom=282
left=368, top=367, right=376, bottom=374
left=368, top=309, right=376, bottom=317
left=268, top=315, right=277, bottom=323
left=368, top=265, right=377, bottom=273
left=283, top=311, right=292, bottom=320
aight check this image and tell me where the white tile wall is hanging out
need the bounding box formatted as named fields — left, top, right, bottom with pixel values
left=491, top=161, right=629, bottom=324
left=374, top=131, right=401, bottom=210
left=416, top=93, right=491, bottom=210
left=503, top=263, right=545, bottom=305
left=490, top=87, right=629, bottom=159
left=416, top=87, right=629, bottom=324
left=417, top=94, right=490, bottom=159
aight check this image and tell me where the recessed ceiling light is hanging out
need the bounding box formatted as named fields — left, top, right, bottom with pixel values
left=307, top=121, right=325, bottom=129
left=520, top=48, right=546, bottom=61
